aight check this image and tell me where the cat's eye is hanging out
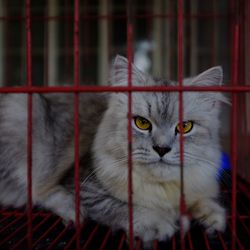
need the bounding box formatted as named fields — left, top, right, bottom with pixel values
left=134, top=116, right=152, bottom=131
left=176, top=121, right=193, bottom=134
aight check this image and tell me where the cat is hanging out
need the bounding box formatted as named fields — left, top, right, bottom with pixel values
left=0, top=55, right=227, bottom=247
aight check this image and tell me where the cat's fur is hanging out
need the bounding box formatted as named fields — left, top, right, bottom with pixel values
left=0, top=55, right=227, bottom=246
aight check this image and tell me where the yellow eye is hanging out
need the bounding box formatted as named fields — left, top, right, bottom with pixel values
left=176, top=121, right=193, bottom=134
left=134, top=116, right=152, bottom=131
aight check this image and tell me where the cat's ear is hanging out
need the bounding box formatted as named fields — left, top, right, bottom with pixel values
left=189, top=66, right=223, bottom=86
left=187, top=66, right=230, bottom=105
left=109, top=55, right=147, bottom=86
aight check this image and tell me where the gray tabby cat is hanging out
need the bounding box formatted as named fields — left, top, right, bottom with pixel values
left=0, top=55, right=227, bottom=247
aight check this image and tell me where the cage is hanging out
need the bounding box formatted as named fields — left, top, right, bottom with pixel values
left=0, top=0, right=249, bottom=249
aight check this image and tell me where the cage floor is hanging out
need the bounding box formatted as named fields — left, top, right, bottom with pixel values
left=0, top=177, right=249, bottom=250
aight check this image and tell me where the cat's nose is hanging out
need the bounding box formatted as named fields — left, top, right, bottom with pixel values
left=153, top=145, right=171, bottom=157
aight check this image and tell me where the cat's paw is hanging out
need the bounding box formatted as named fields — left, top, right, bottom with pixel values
left=203, top=206, right=226, bottom=234
left=134, top=220, right=176, bottom=243
left=39, top=186, right=86, bottom=224
left=60, top=204, right=86, bottom=226
left=191, top=199, right=226, bottom=234
left=132, top=208, right=177, bottom=246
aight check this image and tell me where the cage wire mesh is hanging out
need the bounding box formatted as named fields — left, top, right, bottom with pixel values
left=0, top=0, right=249, bottom=249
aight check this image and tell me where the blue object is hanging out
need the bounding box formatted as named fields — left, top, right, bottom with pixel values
left=218, top=152, right=231, bottom=178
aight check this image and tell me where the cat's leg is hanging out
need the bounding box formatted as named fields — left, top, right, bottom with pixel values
left=83, top=182, right=178, bottom=246
left=101, top=203, right=177, bottom=246
left=131, top=206, right=178, bottom=245
left=190, top=198, right=226, bottom=233
left=34, top=185, right=86, bottom=224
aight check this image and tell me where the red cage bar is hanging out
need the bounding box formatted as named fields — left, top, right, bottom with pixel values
left=25, top=0, right=33, bottom=249
left=0, top=0, right=249, bottom=250
left=230, top=6, right=239, bottom=250
left=73, top=1, right=81, bottom=250
left=177, top=1, right=186, bottom=250
left=127, top=16, right=134, bottom=250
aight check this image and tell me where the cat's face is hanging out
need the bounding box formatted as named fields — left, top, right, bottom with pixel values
left=94, top=55, right=228, bottom=182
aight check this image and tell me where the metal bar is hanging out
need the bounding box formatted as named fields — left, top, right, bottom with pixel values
left=127, top=0, right=134, bottom=249
left=63, top=0, right=71, bottom=84
left=0, top=221, right=28, bottom=247
left=153, top=239, right=158, bottom=250
left=0, top=214, right=40, bottom=247
left=135, top=239, right=142, bottom=250
left=99, top=229, right=112, bottom=250
left=2, top=85, right=250, bottom=93
left=47, top=0, right=58, bottom=86
left=237, top=194, right=250, bottom=214
left=0, top=214, right=13, bottom=225
left=32, top=217, right=62, bottom=247
left=0, top=13, right=231, bottom=22
left=0, top=0, right=5, bottom=86
left=98, top=0, right=109, bottom=85
left=25, top=0, right=32, bottom=87
left=25, top=0, right=33, bottom=249
left=227, top=215, right=250, bottom=219
left=227, top=213, right=250, bottom=219
left=73, top=1, right=81, bottom=250
left=64, top=234, right=77, bottom=250
left=172, top=235, right=176, bottom=250
left=237, top=178, right=250, bottom=198
left=187, top=232, right=194, bottom=250
left=0, top=210, right=49, bottom=217
left=217, top=232, right=228, bottom=250
left=4, top=2, right=10, bottom=85
left=177, top=0, right=186, bottom=249
left=11, top=214, right=51, bottom=250
left=27, top=83, right=33, bottom=249
left=44, top=1, right=49, bottom=86
left=152, top=0, right=163, bottom=75
left=0, top=215, right=25, bottom=235
left=81, top=224, right=100, bottom=250
left=227, top=223, right=245, bottom=250
left=239, top=218, right=250, bottom=235
left=190, top=0, right=198, bottom=75
left=211, top=0, right=217, bottom=66
left=230, top=1, right=240, bottom=248
left=117, top=233, right=126, bottom=250
left=81, top=0, right=88, bottom=84
left=203, top=232, right=211, bottom=250
left=46, top=223, right=75, bottom=250
left=168, top=0, right=173, bottom=79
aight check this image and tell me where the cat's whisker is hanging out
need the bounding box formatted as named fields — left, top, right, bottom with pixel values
left=179, top=152, right=219, bottom=169
left=80, top=168, right=99, bottom=187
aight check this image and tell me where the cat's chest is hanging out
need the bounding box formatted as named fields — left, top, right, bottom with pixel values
left=109, top=173, right=183, bottom=210
left=96, top=159, right=217, bottom=212
left=133, top=177, right=181, bottom=209
left=103, top=170, right=200, bottom=213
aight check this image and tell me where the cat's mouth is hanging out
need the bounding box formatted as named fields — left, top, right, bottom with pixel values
left=147, top=158, right=179, bottom=167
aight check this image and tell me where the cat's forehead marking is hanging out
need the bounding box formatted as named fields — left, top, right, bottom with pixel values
left=147, top=78, right=174, bottom=122
left=142, top=91, right=174, bottom=126
left=146, top=100, right=152, bottom=117
left=158, top=92, right=174, bottom=121
left=133, top=78, right=177, bottom=124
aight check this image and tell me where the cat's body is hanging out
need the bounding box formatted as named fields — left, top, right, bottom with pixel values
left=0, top=92, right=107, bottom=219
left=0, top=56, right=226, bottom=247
